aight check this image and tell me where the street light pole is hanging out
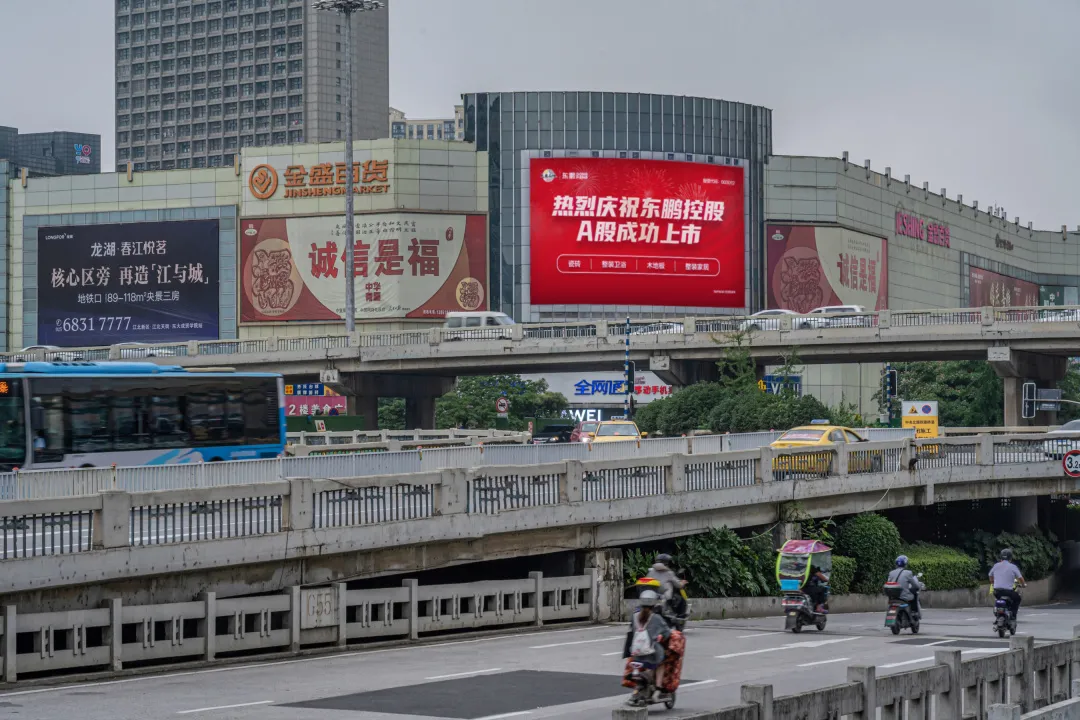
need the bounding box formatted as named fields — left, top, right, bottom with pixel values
left=311, top=0, right=385, bottom=334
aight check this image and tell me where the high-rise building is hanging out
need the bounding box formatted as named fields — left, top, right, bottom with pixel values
left=113, top=0, right=389, bottom=172
left=389, top=106, right=465, bottom=141
left=0, top=126, right=101, bottom=176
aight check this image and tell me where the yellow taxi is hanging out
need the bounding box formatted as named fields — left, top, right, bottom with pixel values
left=769, top=421, right=879, bottom=474
left=588, top=420, right=643, bottom=443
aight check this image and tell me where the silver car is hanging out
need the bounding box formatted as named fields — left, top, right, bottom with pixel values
left=1043, top=419, right=1080, bottom=459
left=797, top=305, right=870, bottom=330
left=738, top=309, right=799, bottom=332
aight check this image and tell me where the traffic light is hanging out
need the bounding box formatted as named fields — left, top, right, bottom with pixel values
left=629, top=395, right=637, bottom=418
left=1022, top=382, right=1036, bottom=420
left=883, top=367, right=898, bottom=399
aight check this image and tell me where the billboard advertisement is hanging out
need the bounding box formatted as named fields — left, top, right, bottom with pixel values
left=968, top=267, right=1038, bottom=308
left=528, top=158, right=745, bottom=307
left=37, top=220, right=220, bottom=346
left=766, top=224, right=888, bottom=313
left=240, top=213, right=487, bottom=322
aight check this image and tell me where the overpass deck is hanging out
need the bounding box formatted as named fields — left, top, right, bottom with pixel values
left=12, top=305, right=1080, bottom=374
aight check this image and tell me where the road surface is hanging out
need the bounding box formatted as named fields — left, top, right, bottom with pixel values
left=2, top=602, right=1076, bottom=720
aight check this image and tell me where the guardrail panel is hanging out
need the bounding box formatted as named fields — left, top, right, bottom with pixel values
left=314, top=483, right=435, bottom=528
left=0, top=510, right=93, bottom=558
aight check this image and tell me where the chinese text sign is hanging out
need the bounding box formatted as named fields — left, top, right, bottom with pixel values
left=240, top=213, right=487, bottom=322
left=528, top=158, right=745, bottom=307
left=968, top=267, right=1038, bottom=308
left=37, top=220, right=220, bottom=346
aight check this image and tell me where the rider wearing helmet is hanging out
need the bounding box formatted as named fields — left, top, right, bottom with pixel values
left=990, top=549, right=1026, bottom=619
left=646, top=553, right=687, bottom=617
left=623, top=589, right=672, bottom=704
left=886, top=555, right=925, bottom=618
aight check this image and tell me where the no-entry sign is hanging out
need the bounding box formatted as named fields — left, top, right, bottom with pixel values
left=1064, top=450, right=1080, bottom=478
left=496, top=397, right=509, bottom=414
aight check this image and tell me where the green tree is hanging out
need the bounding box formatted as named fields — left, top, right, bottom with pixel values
left=377, top=398, right=406, bottom=430
left=434, top=375, right=568, bottom=431
left=884, top=361, right=1003, bottom=426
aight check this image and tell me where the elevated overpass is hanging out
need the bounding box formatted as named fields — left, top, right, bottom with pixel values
left=0, top=432, right=1072, bottom=612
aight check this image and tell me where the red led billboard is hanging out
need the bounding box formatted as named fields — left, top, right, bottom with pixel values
left=529, top=158, right=745, bottom=307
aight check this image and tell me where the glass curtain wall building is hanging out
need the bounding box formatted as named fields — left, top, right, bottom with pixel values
left=463, top=91, right=772, bottom=322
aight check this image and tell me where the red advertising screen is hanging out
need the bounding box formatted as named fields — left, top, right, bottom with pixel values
left=766, top=224, right=888, bottom=312
left=529, top=158, right=745, bottom=307
left=968, top=267, right=1038, bottom=308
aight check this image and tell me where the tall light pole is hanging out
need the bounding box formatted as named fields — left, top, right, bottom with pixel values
left=312, top=0, right=385, bottom=334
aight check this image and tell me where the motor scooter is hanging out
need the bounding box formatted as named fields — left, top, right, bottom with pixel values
left=776, top=539, right=832, bottom=633
left=782, top=588, right=829, bottom=632
left=993, top=579, right=1023, bottom=638
left=883, top=573, right=923, bottom=635
left=626, top=661, right=677, bottom=710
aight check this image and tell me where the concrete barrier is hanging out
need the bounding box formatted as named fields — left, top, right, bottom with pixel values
left=615, top=630, right=1080, bottom=720
left=621, top=574, right=1062, bottom=621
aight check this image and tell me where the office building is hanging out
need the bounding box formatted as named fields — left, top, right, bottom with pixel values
left=114, top=0, right=389, bottom=172
left=389, top=105, right=465, bottom=141
left=0, top=126, right=101, bottom=176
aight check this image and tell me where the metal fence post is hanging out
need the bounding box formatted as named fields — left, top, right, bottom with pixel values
left=402, top=579, right=419, bottom=640
left=203, top=591, right=216, bottom=661
left=530, top=571, right=544, bottom=627
left=3, top=606, right=15, bottom=682
left=741, top=684, right=774, bottom=720
left=289, top=586, right=301, bottom=653
left=336, top=582, right=348, bottom=647
left=847, top=666, right=876, bottom=720
left=1011, top=634, right=1035, bottom=712
left=108, top=598, right=122, bottom=671
left=935, top=649, right=963, bottom=720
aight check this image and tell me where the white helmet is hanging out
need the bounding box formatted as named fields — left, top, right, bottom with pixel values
left=638, top=589, right=661, bottom=607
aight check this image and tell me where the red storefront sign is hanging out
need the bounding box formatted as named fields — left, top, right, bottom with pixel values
left=529, top=158, right=745, bottom=307
left=968, top=267, right=1038, bottom=308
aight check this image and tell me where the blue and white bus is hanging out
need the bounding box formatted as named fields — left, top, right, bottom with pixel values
left=0, top=362, right=285, bottom=470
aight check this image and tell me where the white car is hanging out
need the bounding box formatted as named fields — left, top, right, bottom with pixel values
left=630, top=322, right=685, bottom=335
left=1043, top=419, right=1080, bottom=459
left=738, top=309, right=799, bottom=332
left=797, top=305, right=870, bottom=330
left=19, top=345, right=85, bottom=361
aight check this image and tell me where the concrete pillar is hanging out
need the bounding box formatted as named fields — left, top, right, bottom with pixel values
left=847, top=666, right=876, bottom=720
left=935, top=649, right=963, bottom=720
left=336, top=582, right=348, bottom=647
left=584, top=549, right=624, bottom=623
left=772, top=521, right=800, bottom=550
left=108, top=598, right=122, bottom=672
left=989, top=348, right=1066, bottom=427
left=95, top=490, right=132, bottom=550
left=349, top=395, right=378, bottom=431
left=4, top=605, right=15, bottom=682
left=530, top=571, right=544, bottom=627
left=1012, top=496, right=1039, bottom=533
left=285, top=477, right=314, bottom=531
left=202, top=591, right=216, bottom=661
left=741, top=684, right=774, bottom=720
left=405, top=396, right=437, bottom=430
left=988, top=705, right=1021, bottom=720
left=402, top=578, right=419, bottom=640
left=289, top=586, right=301, bottom=653
left=1003, top=377, right=1022, bottom=428
left=1010, top=634, right=1035, bottom=712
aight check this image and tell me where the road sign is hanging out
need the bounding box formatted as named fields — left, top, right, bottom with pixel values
left=901, top=400, right=940, bottom=438
left=1064, top=450, right=1080, bottom=478
left=496, top=397, right=509, bottom=417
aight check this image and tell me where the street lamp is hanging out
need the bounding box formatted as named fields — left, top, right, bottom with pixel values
left=311, top=0, right=385, bottom=334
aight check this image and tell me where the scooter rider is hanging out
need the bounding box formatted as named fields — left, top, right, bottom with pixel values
left=886, top=555, right=925, bottom=618
left=624, top=590, right=672, bottom=705
left=805, top=564, right=831, bottom=614
left=647, top=554, right=688, bottom=617
left=990, top=549, right=1026, bottom=619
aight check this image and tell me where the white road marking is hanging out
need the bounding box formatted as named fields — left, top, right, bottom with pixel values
left=176, top=700, right=274, bottom=715
left=425, top=668, right=501, bottom=681
left=881, top=657, right=932, bottom=668
left=965, top=618, right=978, bottom=621
left=1028, top=613, right=1049, bottom=617
left=737, top=632, right=785, bottom=639
left=0, top=625, right=609, bottom=699
left=923, top=640, right=953, bottom=647
left=474, top=713, right=531, bottom=720
left=529, top=636, right=622, bottom=649
left=601, top=651, right=622, bottom=656
left=679, top=680, right=718, bottom=690
left=798, top=657, right=850, bottom=667
left=715, top=636, right=858, bottom=659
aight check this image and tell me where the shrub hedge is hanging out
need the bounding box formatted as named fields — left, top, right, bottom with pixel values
left=963, top=528, right=1061, bottom=582
left=829, top=556, right=856, bottom=595
left=904, top=543, right=980, bottom=591
left=837, top=514, right=903, bottom=594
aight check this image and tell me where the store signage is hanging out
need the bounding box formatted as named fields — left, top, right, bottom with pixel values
left=573, top=378, right=672, bottom=397
left=995, top=235, right=1014, bottom=252
left=74, top=144, right=92, bottom=165
left=285, top=395, right=347, bottom=416
left=758, top=375, right=802, bottom=396
left=248, top=160, right=392, bottom=200
left=895, top=210, right=950, bottom=248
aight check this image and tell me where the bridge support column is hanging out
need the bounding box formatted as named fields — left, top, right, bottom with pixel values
left=1012, top=496, right=1039, bottom=533
left=648, top=356, right=718, bottom=388
left=584, top=549, right=623, bottom=622
left=989, top=348, right=1066, bottom=426
left=346, top=374, right=453, bottom=430
left=350, top=395, right=379, bottom=431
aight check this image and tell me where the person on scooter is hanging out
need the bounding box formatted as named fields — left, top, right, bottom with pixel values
left=803, top=563, right=831, bottom=614
left=624, top=589, right=671, bottom=705
left=886, top=555, right=925, bottom=618
left=990, top=549, right=1026, bottom=619
left=647, top=554, right=688, bottom=618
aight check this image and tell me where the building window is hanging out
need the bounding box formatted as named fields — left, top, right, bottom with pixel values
left=335, top=24, right=340, bottom=33
left=336, top=112, right=341, bottom=121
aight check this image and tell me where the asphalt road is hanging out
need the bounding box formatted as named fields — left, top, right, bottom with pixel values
left=2, top=602, right=1077, bottom=720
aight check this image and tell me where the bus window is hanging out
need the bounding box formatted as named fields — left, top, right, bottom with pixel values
left=114, top=396, right=151, bottom=451
left=69, top=396, right=111, bottom=454
left=226, top=390, right=246, bottom=442
left=0, top=379, right=25, bottom=468
left=31, top=395, right=66, bottom=463
left=150, top=394, right=187, bottom=448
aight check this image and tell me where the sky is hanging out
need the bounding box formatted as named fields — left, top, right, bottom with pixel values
left=0, top=0, right=1076, bottom=229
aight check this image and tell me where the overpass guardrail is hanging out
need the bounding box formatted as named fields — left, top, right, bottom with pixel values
left=0, top=433, right=1059, bottom=560
left=10, top=304, right=1080, bottom=363
left=0, top=428, right=915, bottom=502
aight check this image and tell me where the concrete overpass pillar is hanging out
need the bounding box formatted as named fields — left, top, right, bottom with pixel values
left=584, top=549, right=623, bottom=622
left=345, top=374, right=453, bottom=430
left=988, top=348, right=1066, bottom=426
left=1012, top=496, right=1039, bottom=533
left=649, top=357, right=719, bottom=387
left=349, top=395, right=379, bottom=431
left=405, top=396, right=437, bottom=430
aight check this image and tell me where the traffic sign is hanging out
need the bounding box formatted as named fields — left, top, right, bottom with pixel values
left=1064, top=450, right=1080, bottom=478
left=901, top=400, right=940, bottom=438
left=496, top=397, right=510, bottom=416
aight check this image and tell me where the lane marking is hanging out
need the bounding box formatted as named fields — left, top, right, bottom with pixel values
left=0, top=625, right=610, bottom=699
left=923, top=640, right=953, bottom=647
left=425, top=668, right=501, bottom=681
left=737, top=632, right=785, bottom=639
left=881, top=657, right=932, bottom=668
left=530, top=636, right=622, bottom=650
left=601, top=651, right=622, bottom=656
left=964, top=618, right=978, bottom=621
left=474, top=713, right=531, bottom=720
left=798, top=657, right=850, bottom=667
left=716, top=636, right=858, bottom=659
left=1029, top=613, right=1049, bottom=617
left=679, top=679, right=718, bottom=690
left=177, top=700, right=273, bottom=715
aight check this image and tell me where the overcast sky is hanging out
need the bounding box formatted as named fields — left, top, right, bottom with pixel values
left=1, top=0, right=1075, bottom=228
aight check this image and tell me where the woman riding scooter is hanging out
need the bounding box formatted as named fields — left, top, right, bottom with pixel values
left=623, top=590, right=671, bottom=707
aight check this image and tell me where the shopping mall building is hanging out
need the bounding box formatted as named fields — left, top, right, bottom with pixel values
left=2, top=89, right=1078, bottom=419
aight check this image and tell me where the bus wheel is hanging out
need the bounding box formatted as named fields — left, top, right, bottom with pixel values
left=209, top=457, right=223, bottom=462
left=80, top=464, right=95, bottom=468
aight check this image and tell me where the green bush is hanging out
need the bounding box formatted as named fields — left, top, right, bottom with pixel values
left=829, top=556, right=856, bottom=595
left=623, top=548, right=656, bottom=586
left=675, top=527, right=775, bottom=598
left=655, top=383, right=727, bottom=436
left=963, top=528, right=1061, bottom=582
left=837, top=514, right=903, bottom=594
left=904, top=543, right=980, bottom=591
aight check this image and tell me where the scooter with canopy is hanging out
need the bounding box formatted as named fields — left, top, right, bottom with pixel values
left=776, top=539, right=831, bottom=633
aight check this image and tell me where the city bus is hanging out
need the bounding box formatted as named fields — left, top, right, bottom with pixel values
left=0, top=362, right=285, bottom=471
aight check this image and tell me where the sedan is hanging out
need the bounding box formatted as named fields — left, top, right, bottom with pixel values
left=738, top=309, right=799, bottom=332
left=1043, top=419, right=1080, bottom=459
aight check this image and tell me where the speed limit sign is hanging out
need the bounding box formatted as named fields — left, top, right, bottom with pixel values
left=1064, top=450, right=1080, bottom=478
